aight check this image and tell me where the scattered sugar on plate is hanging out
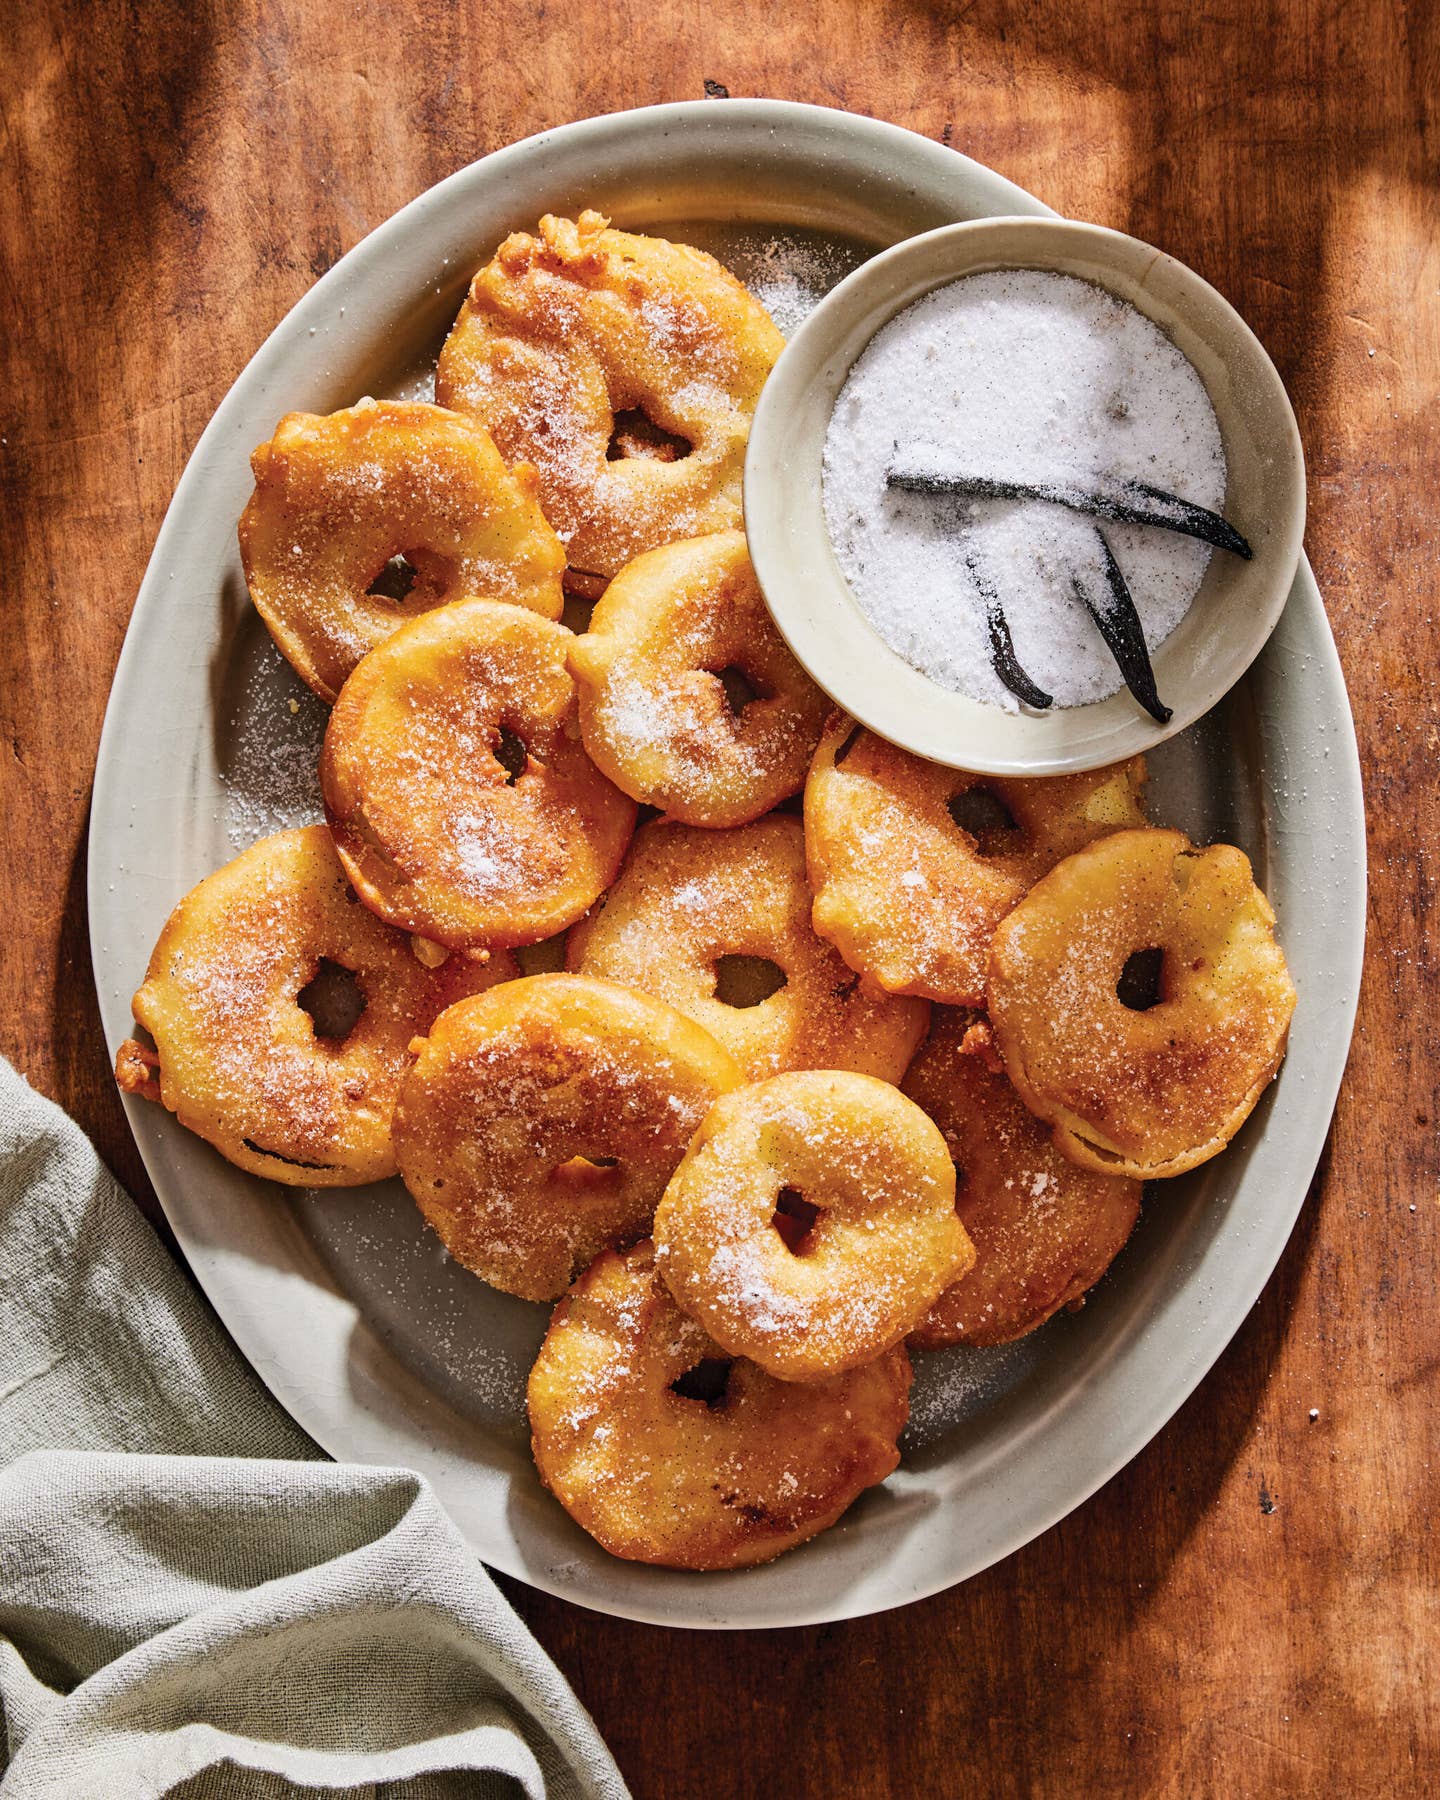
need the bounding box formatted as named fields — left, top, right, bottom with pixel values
left=388, top=360, right=439, bottom=404
left=823, top=269, right=1226, bottom=710
left=723, top=231, right=863, bottom=337
left=904, top=1334, right=1043, bottom=1446
left=221, top=646, right=327, bottom=850
left=295, top=1178, right=538, bottom=1429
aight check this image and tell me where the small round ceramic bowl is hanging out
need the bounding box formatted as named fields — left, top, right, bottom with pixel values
left=744, top=216, right=1306, bottom=776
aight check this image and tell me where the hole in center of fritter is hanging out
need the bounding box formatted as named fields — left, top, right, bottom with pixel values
left=606, top=407, right=692, bottom=463
left=297, top=958, right=366, bottom=1041
left=670, top=1357, right=733, bottom=1408
left=367, top=552, right=419, bottom=603
left=947, top=787, right=1018, bottom=855
left=561, top=568, right=608, bottom=634
left=713, top=954, right=787, bottom=1008
left=494, top=727, right=528, bottom=785
left=772, top=1186, right=821, bottom=1255
left=714, top=664, right=763, bottom=717
left=1116, top=946, right=1166, bottom=1011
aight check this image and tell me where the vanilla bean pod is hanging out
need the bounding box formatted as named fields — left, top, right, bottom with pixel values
left=1073, top=531, right=1172, bottom=724
left=963, top=551, right=1053, bottom=709
left=888, top=469, right=1251, bottom=560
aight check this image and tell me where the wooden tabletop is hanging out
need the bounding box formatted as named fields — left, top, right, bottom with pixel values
left=4, top=3, right=1434, bottom=1794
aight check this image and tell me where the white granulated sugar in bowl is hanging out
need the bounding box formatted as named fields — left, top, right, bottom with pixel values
left=822, top=270, right=1226, bottom=710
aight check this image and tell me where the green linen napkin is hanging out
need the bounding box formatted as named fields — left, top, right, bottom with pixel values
left=0, top=1058, right=630, bottom=1800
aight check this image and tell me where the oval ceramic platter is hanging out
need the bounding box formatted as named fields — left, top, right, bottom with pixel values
left=89, top=101, right=1365, bottom=1629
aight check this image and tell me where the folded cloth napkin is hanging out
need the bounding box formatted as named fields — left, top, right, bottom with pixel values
left=0, top=1059, right=629, bottom=1800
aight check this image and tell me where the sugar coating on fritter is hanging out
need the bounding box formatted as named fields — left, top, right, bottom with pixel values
left=804, top=713, right=1148, bottom=1006
left=568, top=530, right=830, bottom=827
left=437, top=211, right=784, bottom=578
left=393, top=974, right=742, bottom=1301
left=528, top=1241, right=911, bottom=1570
left=238, top=399, right=565, bottom=702
left=988, top=827, right=1297, bottom=1179
left=654, top=1070, right=973, bottom=1382
left=903, top=1008, right=1142, bottom=1347
left=322, top=598, right=635, bottom=949
left=115, top=825, right=514, bottom=1186
left=568, top=815, right=929, bottom=1083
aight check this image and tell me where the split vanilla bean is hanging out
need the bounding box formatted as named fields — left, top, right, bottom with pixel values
left=1072, top=531, right=1173, bottom=724
left=887, top=469, right=1251, bottom=560
left=964, top=551, right=1054, bottom=710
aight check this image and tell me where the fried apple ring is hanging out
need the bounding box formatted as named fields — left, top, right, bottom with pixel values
left=113, top=826, right=513, bottom=1186
left=654, top=1071, right=973, bottom=1382
left=238, top=399, right=565, bottom=702
left=392, top=974, right=742, bottom=1301
left=436, top=211, right=784, bottom=578
left=567, top=531, right=829, bottom=827
left=322, top=598, right=636, bottom=950
left=903, top=1010, right=1142, bottom=1347
left=567, top=816, right=928, bottom=1083
left=805, top=714, right=1149, bottom=1006
left=528, top=1241, right=911, bottom=1570
left=988, top=829, right=1297, bottom=1180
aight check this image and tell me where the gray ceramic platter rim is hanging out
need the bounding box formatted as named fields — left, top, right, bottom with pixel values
left=88, top=100, right=1365, bottom=1630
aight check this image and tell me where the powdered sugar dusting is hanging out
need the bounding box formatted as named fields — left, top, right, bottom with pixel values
left=655, top=1076, right=961, bottom=1376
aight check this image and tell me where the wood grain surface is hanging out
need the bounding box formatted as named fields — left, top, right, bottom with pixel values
left=2, top=2, right=1435, bottom=1794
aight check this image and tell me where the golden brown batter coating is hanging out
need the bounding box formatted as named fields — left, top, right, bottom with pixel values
left=804, top=714, right=1148, bottom=1006
left=238, top=399, right=565, bottom=702
left=392, top=974, right=742, bottom=1301
left=114, top=826, right=513, bottom=1186
left=528, top=1242, right=911, bottom=1569
left=568, top=530, right=829, bottom=827
left=988, top=828, right=1297, bottom=1179
left=436, top=212, right=784, bottom=578
left=654, top=1071, right=973, bottom=1382
left=902, top=1009, right=1142, bottom=1347
left=567, top=816, right=929, bottom=1083
left=322, top=598, right=636, bottom=950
